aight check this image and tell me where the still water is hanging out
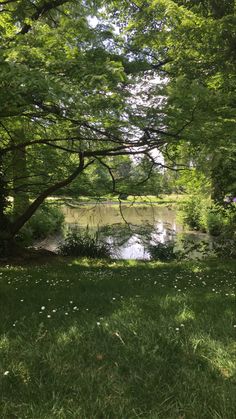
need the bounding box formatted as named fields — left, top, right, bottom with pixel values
left=62, top=203, right=183, bottom=259
left=37, top=203, right=211, bottom=259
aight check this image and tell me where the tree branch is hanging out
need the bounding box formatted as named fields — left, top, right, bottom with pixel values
left=10, top=153, right=94, bottom=236
left=96, top=157, right=117, bottom=193
left=17, top=0, right=70, bottom=35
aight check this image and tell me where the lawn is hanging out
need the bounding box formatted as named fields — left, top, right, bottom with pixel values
left=0, top=258, right=235, bottom=418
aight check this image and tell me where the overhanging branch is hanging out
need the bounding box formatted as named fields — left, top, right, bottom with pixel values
left=9, top=153, right=94, bottom=236
left=17, top=0, right=70, bottom=35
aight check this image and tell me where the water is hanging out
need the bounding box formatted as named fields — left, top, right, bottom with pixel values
left=37, top=203, right=211, bottom=259
left=62, top=203, right=182, bottom=259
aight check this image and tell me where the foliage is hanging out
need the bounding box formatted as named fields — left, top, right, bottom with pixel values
left=204, top=206, right=226, bottom=236
left=149, top=236, right=214, bottom=261
left=211, top=148, right=236, bottom=202
left=175, top=167, right=211, bottom=195
left=0, top=0, right=235, bottom=250
left=213, top=236, right=236, bottom=259
left=148, top=240, right=177, bottom=261
left=180, top=195, right=208, bottom=231
left=181, top=195, right=236, bottom=238
left=59, top=230, right=111, bottom=258
left=206, top=203, right=236, bottom=237
left=16, top=204, right=64, bottom=245
left=0, top=0, right=136, bottom=242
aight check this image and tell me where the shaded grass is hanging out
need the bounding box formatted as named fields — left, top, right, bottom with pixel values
left=0, top=258, right=235, bottom=418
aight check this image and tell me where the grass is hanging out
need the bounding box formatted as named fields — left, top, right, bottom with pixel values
left=0, top=258, right=235, bottom=418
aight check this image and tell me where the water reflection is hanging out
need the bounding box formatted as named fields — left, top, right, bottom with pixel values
left=62, top=204, right=182, bottom=259
left=61, top=203, right=179, bottom=229
left=37, top=203, right=212, bottom=259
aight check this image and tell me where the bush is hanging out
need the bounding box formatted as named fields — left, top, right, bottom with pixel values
left=205, top=206, right=225, bottom=236
left=223, top=204, right=236, bottom=235
left=17, top=204, right=64, bottom=245
left=59, top=230, right=111, bottom=258
left=180, top=196, right=208, bottom=230
left=212, top=236, right=236, bottom=258
left=203, top=203, right=236, bottom=237
left=148, top=238, right=208, bottom=262
left=148, top=241, right=177, bottom=261
left=180, top=196, right=236, bottom=237
left=180, top=197, right=236, bottom=258
left=175, top=235, right=213, bottom=260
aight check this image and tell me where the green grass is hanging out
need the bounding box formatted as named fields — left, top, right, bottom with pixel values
left=0, top=258, right=235, bottom=418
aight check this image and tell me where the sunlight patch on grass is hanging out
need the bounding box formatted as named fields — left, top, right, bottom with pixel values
left=159, top=294, right=188, bottom=309
left=191, top=334, right=236, bottom=378
left=176, top=307, right=196, bottom=322
left=191, top=265, right=204, bottom=273
left=70, top=257, right=164, bottom=270
left=0, top=335, right=10, bottom=353
left=57, top=325, right=82, bottom=346
left=70, top=258, right=111, bottom=268
left=3, top=361, right=31, bottom=385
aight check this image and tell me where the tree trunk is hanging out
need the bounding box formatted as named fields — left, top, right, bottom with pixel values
left=9, top=153, right=91, bottom=238
left=12, top=129, right=29, bottom=219
left=0, top=154, right=13, bottom=255
left=0, top=155, right=7, bottom=226
left=0, top=154, right=94, bottom=257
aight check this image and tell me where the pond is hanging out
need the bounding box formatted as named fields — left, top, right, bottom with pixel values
left=37, top=202, right=212, bottom=259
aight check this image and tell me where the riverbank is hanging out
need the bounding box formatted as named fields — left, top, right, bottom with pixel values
left=47, top=193, right=188, bottom=207
left=1, top=258, right=235, bottom=418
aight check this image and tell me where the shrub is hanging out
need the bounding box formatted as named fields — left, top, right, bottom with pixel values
left=148, top=238, right=211, bottom=262
left=180, top=196, right=236, bottom=237
left=180, top=195, right=208, bottom=230
left=179, top=197, right=236, bottom=258
left=16, top=204, right=64, bottom=245
left=213, top=236, right=236, bottom=258
left=148, top=241, right=177, bottom=261
left=211, top=204, right=236, bottom=258
left=223, top=204, right=236, bottom=235
left=205, top=206, right=225, bottom=236
left=203, top=203, right=236, bottom=237
left=59, top=230, right=111, bottom=258
left=175, top=235, right=213, bottom=260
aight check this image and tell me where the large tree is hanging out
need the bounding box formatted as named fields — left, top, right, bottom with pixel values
left=0, top=0, right=235, bottom=253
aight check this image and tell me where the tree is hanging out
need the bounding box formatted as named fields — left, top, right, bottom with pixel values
left=111, top=0, right=235, bottom=201
left=0, top=0, right=235, bottom=253
left=0, top=0, right=168, bottom=253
